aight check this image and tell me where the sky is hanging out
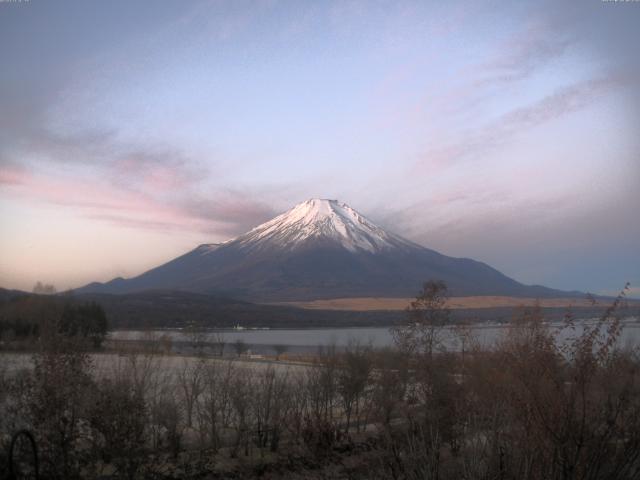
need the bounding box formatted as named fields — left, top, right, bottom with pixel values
left=0, top=0, right=639, bottom=297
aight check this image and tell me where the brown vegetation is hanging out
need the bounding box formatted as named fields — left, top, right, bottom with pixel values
left=272, top=295, right=640, bottom=311
left=1, top=283, right=638, bottom=479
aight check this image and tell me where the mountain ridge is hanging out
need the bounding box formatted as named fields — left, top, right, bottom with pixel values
left=75, top=199, right=583, bottom=301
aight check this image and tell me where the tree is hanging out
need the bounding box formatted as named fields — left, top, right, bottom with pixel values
left=229, top=371, right=253, bottom=458
left=391, top=280, right=450, bottom=357
left=371, top=348, right=409, bottom=428
left=0, top=294, right=63, bottom=343
left=177, top=359, right=204, bottom=428
left=198, top=360, right=235, bottom=452
left=252, top=366, right=291, bottom=454
left=233, top=339, right=248, bottom=357
left=88, top=377, right=147, bottom=479
left=24, top=341, right=96, bottom=478
left=452, top=321, right=475, bottom=371
left=59, top=302, right=108, bottom=348
left=211, top=332, right=226, bottom=357
left=158, top=333, right=173, bottom=355
left=272, top=344, right=289, bottom=360
left=182, top=322, right=207, bottom=355
left=33, top=281, right=57, bottom=295
left=337, top=342, right=373, bottom=433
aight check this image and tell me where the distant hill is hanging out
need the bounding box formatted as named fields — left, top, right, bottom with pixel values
left=75, top=199, right=582, bottom=301
left=72, top=289, right=403, bottom=329
left=0, top=287, right=30, bottom=302
left=2, top=288, right=635, bottom=330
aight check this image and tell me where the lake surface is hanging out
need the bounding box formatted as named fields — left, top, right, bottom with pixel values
left=110, top=319, right=640, bottom=354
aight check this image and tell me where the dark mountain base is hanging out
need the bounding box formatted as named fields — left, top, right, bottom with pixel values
left=2, top=288, right=635, bottom=331
left=78, top=290, right=635, bottom=329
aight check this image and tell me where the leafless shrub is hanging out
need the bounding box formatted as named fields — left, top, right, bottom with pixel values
left=197, top=360, right=235, bottom=452
left=177, top=358, right=204, bottom=428
left=252, top=366, right=291, bottom=454
left=337, top=341, right=373, bottom=434
left=152, top=394, right=184, bottom=459
left=305, top=345, right=339, bottom=427
left=23, top=339, right=95, bottom=479
left=379, top=423, right=443, bottom=480
left=229, top=369, right=254, bottom=458
left=371, top=348, right=409, bottom=429
left=88, top=377, right=147, bottom=479
left=283, top=373, right=309, bottom=444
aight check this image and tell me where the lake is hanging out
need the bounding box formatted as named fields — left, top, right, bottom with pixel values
left=110, top=318, right=640, bottom=354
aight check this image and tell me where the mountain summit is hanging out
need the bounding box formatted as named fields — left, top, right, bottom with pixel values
left=77, top=199, right=573, bottom=301
left=234, top=198, right=417, bottom=253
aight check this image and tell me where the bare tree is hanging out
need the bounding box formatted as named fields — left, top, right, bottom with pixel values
left=252, top=366, right=292, bottom=454
left=182, top=322, right=207, bottom=355
left=152, top=395, right=183, bottom=459
left=229, top=370, right=253, bottom=458
left=391, top=280, right=450, bottom=358
left=233, top=339, right=249, bottom=357
left=88, top=377, right=147, bottom=480
left=273, top=344, right=289, bottom=360
left=371, top=348, right=409, bottom=429
left=211, top=332, right=226, bottom=357
left=158, top=334, right=173, bottom=355
left=337, top=342, right=373, bottom=433
left=452, top=321, right=476, bottom=371
left=197, top=360, right=235, bottom=452
left=284, top=374, right=309, bottom=444
left=306, top=344, right=339, bottom=425
left=177, top=358, right=204, bottom=428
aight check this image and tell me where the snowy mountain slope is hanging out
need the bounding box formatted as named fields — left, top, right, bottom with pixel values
left=234, top=199, right=419, bottom=253
left=76, top=199, right=577, bottom=301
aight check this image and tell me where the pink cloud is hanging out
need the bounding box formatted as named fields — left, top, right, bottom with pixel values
left=0, top=165, right=28, bottom=186
left=0, top=165, right=274, bottom=236
left=109, top=149, right=205, bottom=193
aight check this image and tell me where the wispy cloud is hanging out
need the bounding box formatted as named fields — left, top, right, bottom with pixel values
left=478, top=20, right=573, bottom=85
left=0, top=75, right=277, bottom=238
left=501, top=76, right=625, bottom=128
left=0, top=159, right=277, bottom=238
left=415, top=74, right=629, bottom=172
left=181, top=194, right=278, bottom=235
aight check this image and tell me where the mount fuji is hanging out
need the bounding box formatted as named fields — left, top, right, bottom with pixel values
left=77, top=199, right=573, bottom=301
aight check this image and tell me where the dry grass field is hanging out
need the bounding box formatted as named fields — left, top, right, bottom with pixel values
left=270, top=295, right=640, bottom=311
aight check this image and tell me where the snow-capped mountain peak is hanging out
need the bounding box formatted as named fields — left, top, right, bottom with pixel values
left=76, top=198, right=569, bottom=301
left=234, top=198, right=416, bottom=253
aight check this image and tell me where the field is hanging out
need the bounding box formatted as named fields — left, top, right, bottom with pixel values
left=271, top=295, right=639, bottom=311
left=0, top=351, right=309, bottom=377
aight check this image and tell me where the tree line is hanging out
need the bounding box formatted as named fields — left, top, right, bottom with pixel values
left=0, top=295, right=108, bottom=348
